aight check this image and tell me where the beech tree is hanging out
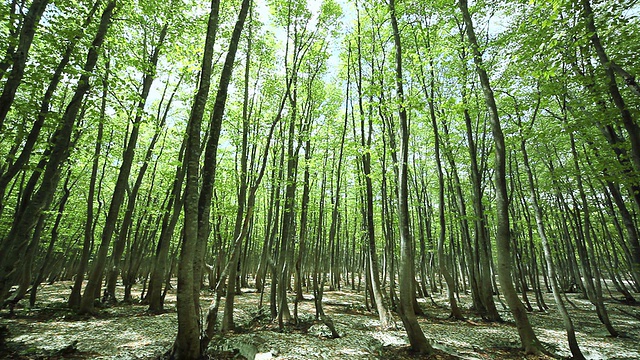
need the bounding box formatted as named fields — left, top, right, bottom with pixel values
left=458, top=0, right=545, bottom=354
left=389, top=0, right=433, bottom=354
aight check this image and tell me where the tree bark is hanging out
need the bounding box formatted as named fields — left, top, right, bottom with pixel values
left=518, top=118, right=585, bottom=359
left=145, top=78, right=187, bottom=312
left=68, top=53, right=108, bottom=309
left=389, top=0, right=432, bottom=354
left=0, top=0, right=50, bottom=130
left=417, top=25, right=464, bottom=320
left=354, top=4, right=393, bottom=329
left=104, top=22, right=168, bottom=303
left=458, top=0, right=543, bottom=354
left=0, top=0, right=101, bottom=205
left=79, top=20, right=162, bottom=313
left=568, top=131, right=618, bottom=337
left=175, top=0, right=249, bottom=355
left=174, top=0, right=220, bottom=357
left=581, top=0, right=640, bottom=173
left=222, top=7, right=253, bottom=330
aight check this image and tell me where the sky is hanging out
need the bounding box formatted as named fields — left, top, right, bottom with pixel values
left=253, top=0, right=356, bottom=78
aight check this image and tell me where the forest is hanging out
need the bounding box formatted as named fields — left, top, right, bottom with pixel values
left=1, top=0, right=640, bottom=358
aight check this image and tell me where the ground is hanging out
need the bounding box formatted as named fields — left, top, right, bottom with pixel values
left=1, top=280, right=639, bottom=359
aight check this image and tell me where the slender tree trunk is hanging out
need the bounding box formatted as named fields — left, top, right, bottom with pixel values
left=568, top=132, right=618, bottom=337
left=68, top=55, right=108, bottom=309
left=104, top=23, right=168, bottom=303
left=389, top=0, right=432, bottom=354
left=221, top=7, right=253, bottom=330
left=0, top=0, right=23, bottom=81
left=0, top=0, right=101, bottom=205
left=80, top=21, right=163, bottom=312
left=442, top=119, right=482, bottom=313
left=353, top=6, right=393, bottom=328
left=581, top=0, right=640, bottom=172
left=462, top=106, right=499, bottom=320
left=604, top=182, right=640, bottom=288
left=195, top=0, right=249, bottom=327
left=417, top=25, right=464, bottom=320
left=276, top=107, right=297, bottom=328
left=175, top=0, right=249, bottom=355
left=145, top=77, right=187, bottom=312
left=458, top=0, right=543, bottom=353
left=519, top=123, right=585, bottom=359
left=174, top=0, right=220, bottom=357
left=294, top=136, right=312, bottom=303
left=310, top=157, right=340, bottom=338
left=147, top=138, right=185, bottom=311
left=0, top=0, right=50, bottom=130
left=28, top=170, right=72, bottom=307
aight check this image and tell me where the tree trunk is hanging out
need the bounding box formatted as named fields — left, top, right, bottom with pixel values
left=568, top=131, right=618, bottom=337
left=80, top=17, right=161, bottom=310
left=581, top=0, right=640, bottom=173
left=520, top=124, right=585, bottom=358
left=68, top=54, right=108, bottom=309
left=145, top=77, right=187, bottom=312
left=195, top=0, right=249, bottom=331
left=222, top=8, right=254, bottom=330
left=104, top=22, right=168, bottom=303
left=0, top=0, right=50, bottom=130
left=174, top=0, right=220, bottom=357
left=417, top=25, right=464, bottom=320
left=458, top=0, right=543, bottom=354
left=389, top=0, right=432, bottom=354
left=29, top=171, right=72, bottom=307
left=175, top=0, right=249, bottom=355
left=354, top=6, right=394, bottom=328
left=442, top=118, right=482, bottom=313
left=147, top=138, right=185, bottom=312
left=0, top=0, right=100, bottom=205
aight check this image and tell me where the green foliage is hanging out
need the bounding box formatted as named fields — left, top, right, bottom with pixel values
left=1, top=0, right=640, bottom=340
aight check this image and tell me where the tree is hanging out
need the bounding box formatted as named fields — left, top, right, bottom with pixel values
left=0, top=0, right=50, bottom=130
left=389, top=0, right=433, bottom=354
left=515, top=94, right=585, bottom=358
left=68, top=52, right=109, bottom=309
left=174, top=0, right=249, bottom=356
left=353, top=1, right=394, bottom=329
left=458, top=0, right=544, bottom=354
left=413, top=19, right=464, bottom=321
left=174, top=0, right=221, bottom=356
left=79, top=18, right=169, bottom=314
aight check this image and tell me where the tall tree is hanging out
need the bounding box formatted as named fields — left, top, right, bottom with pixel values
left=68, top=54, right=109, bottom=309
left=79, top=19, right=169, bottom=313
left=174, top=0, right=220, bottom=356
left=104, top=22, right=170, bottom=303
left=174, top=0, right=250, bottom=356
left=388, top=0, right=433, bottom=354
left=516, top=99, right=585, bottom=358
left=458, top=0, right=544, bottom=354
left=414, top=21, right=464, bottom=321
left=354, top=1, right=393, bottom=329
left=0, top=0, right=102, bottom=209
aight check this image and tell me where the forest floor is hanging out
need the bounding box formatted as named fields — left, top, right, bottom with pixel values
left=1, top=280, right=639, bottom=359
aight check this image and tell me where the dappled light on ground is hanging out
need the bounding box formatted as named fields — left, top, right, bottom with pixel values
left=1, top=280, right=639, bottom=359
